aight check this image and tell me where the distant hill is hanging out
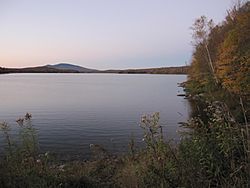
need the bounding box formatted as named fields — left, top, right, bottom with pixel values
left=47, top=63, right=99, bottom=73
left=0, top=63, right=99, bottom=74
left=0, top=66, right=78, bottom=74
left=0, top=64, right=189, bottom=74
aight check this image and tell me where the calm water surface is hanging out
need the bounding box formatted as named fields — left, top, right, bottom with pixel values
left=0, top=74, right=190, bottom=159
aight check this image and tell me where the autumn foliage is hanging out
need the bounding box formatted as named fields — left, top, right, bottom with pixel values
left=188, top=2, right=250, bottom=97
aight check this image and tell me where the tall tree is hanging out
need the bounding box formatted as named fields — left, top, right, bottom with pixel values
left=191, top=16, right=219, bottom=84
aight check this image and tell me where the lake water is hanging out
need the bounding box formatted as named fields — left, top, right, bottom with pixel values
left=0, top=74, right=190, bottom=159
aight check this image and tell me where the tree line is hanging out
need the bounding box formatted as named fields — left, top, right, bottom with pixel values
left=187, top=1, right=249, bottom=124
left=188, top=2, right=249, bottom=98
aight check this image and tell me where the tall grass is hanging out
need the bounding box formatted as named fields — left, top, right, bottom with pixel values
left=0, top=107, right=249, bottom=187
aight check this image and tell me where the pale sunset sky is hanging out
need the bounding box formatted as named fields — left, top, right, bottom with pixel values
left=0, top=0, right=235, bottom=69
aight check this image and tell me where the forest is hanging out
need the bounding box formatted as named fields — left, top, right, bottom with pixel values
left=187, top=1, right=249, bottom=111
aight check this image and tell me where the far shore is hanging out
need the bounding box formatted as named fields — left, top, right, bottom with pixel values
left=0, top=65, right=189, bottom=75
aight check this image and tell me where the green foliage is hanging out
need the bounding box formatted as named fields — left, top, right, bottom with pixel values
left=179, top=102, right=249, bottom=187
left=0, top=109, right=249, bottom=187
left=138, top=112, right=179, bottom=187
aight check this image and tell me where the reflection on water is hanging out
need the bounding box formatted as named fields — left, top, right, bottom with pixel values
left=0, top=73, right=190, bottom=159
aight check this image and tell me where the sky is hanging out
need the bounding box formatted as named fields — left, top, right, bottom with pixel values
left=0, top=0, right=235, bottom=70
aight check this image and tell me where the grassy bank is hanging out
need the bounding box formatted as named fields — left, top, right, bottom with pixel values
left=0, top=106, right=249, bottom=188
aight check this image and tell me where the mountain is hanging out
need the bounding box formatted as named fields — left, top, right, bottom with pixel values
left=0, top=66, right=78, bottom=74
left=0, top=63, right=99, bottom=74
left=47, top=63, right=99, bottom=73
